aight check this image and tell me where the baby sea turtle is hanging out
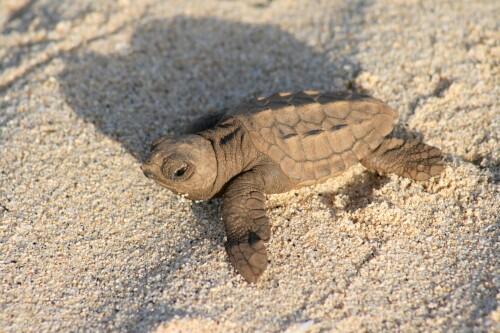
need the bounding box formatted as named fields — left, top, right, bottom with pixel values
left=141, top=90, right=444, bottom=283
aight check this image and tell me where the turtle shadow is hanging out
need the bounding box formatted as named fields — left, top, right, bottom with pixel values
left=58, top=15, right=362, bottom=161
left=321, top=172, right=390, bottom=214
left=58, top=14, right=366, bottom=332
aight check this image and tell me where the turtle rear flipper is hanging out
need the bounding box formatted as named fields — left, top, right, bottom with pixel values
left=361, top=137, right=444, bottom=181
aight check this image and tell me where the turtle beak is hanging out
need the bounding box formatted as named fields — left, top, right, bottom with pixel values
left=141, top=161, right=156, bottom=179
left=141, top=167, right=154, bottom=179
left=141, top=162, right=176, bottom=193
left=141, top=165, right=152, bottom=179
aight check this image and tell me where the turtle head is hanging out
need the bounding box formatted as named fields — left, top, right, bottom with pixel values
left=141, top=134, right=217, bottom=200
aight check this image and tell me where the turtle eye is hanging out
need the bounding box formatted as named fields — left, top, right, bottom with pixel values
left=161, top=158, right=193, bottom=181
left=173, top=164, right=188, bottom=178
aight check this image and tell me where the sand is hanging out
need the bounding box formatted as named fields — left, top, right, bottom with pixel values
left=0, top=0, right=498, bottom=332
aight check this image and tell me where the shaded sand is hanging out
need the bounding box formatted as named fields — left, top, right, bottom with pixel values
left=0, top=0, right=498, bottom=332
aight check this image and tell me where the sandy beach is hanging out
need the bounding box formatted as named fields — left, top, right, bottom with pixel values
left=0, top=0, right=498, bottom=332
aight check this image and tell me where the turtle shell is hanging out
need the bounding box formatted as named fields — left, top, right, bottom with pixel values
left=235, top=90, right=398, bottom=185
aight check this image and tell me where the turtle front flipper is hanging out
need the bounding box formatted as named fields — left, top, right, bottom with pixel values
left=221, top=164, right=294, bottom=282
left=222, top=171, right=271, bottom=283
left=361, top=137, right=444, bottom=181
